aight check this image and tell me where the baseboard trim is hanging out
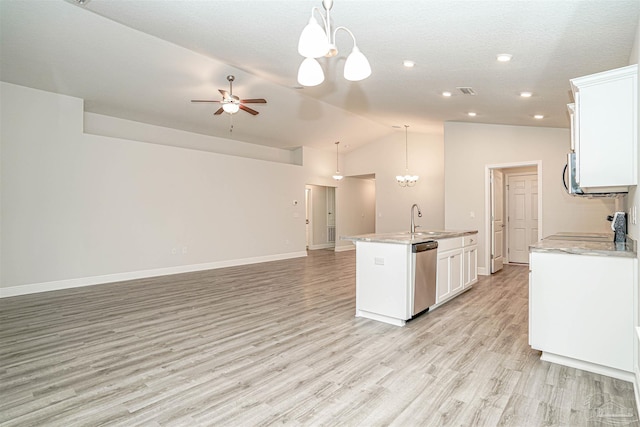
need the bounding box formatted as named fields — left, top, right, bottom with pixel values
left=0, top=251, right=308, bottom=298
left=540, top=351, right=635, bottom=382
left=478, top=266, right=489, bottom=276
left=308, top=243, right=335, bottom=250
left=334, top=245, right=355, bottom=252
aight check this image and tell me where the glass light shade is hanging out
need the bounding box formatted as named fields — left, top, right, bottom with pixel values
left=396, top=175, right=419, bottom=187
left=332, top=173, right=344, bottom=181
left=297, top=57, right=325, bottom=87
left=222, top=102, right=240, bottom=114
left=344, top=46, right=371, bottom=82
left=298, top=16, right=329, bottom=58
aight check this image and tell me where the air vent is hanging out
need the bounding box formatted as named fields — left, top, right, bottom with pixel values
left=457, top=87, right=477, bottom=96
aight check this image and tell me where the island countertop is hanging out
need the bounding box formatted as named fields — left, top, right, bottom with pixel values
left=341, top=230, right=478, bottom=245
left=529, top=232, right=636, bottom=258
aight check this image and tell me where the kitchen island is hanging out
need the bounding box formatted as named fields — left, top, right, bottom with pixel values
left=529, top=232, right=636, bottom=381
left=343, top=230, right=478, bottom=326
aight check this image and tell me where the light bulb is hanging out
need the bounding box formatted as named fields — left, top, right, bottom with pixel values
left=297, top=57, right=325, bottom=87
left=344, top=46, right=371, bottom=82
left=298, top=16, right=329, bottom=58
left=222, top=102, right=240, bottom=114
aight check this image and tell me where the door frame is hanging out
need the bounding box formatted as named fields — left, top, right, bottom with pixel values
left=484, top=161, right=543, bottom=275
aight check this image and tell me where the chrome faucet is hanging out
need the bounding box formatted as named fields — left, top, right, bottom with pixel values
left=410, top=203, right=423, bottom=233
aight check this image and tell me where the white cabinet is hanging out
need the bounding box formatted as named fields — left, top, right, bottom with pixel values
left=463, top=236, right=478, bottom=288
left=437, top=248, right=462, bottom=302
left=570, top=64, right=637, bottom=190
left=529, top=251, right=635, bottom=379
left=436, top=234, right=477, bottom=304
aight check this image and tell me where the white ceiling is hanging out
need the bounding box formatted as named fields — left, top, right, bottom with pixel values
left=1, top=0, right=638, bottom=152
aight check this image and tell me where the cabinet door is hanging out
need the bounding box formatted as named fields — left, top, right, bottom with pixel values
left=449, top=250, right=463, bottom=294
left=436, top=255, right=450, bottom=302
left=572, top=65, right=637, bottom=188
left=464, top=246, right=478, bottom=287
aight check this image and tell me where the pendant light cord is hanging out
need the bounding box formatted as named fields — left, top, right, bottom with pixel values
left=404, top=125, right=409, bottom=172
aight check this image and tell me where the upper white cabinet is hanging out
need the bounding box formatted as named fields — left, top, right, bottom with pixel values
left=570, top=64, right=637, bottom=189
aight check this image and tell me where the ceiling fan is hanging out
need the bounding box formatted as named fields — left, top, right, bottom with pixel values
left=191, top=75, right=266, bottom=115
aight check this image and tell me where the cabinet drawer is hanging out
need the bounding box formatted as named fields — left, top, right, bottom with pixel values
left=463, top=234, right=478, bottom=247
left=437, top=237, right=463, bottom=252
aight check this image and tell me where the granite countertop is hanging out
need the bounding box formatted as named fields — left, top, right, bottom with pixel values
left=341, top=230, right=477, bottom=245
left=529, top=232, right=636, bottom=258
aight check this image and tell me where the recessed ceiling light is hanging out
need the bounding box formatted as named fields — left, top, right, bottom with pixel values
left=442, top=91, right=452, bottom=97
left=403, top=60, right=415, bottom=68
left=520, top=91, right=533, bottom=98
left=468, top=112, right=477, bottom=117
left=534, top=114, right=544, bottom=119
left=497, top=53, right=513, bottom=62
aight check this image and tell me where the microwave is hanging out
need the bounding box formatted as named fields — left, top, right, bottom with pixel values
left=563, top=152, right=626, bottom=198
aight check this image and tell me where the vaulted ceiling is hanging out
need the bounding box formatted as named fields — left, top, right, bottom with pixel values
left=1, top=0, right=638, bottom=152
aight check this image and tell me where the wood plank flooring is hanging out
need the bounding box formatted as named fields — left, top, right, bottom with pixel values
left=1, top=249, right=638, bottom=426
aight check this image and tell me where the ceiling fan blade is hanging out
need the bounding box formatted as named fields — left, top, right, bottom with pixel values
left=239, top=104, right=259, bottom=115
left=219, top=89, right=229, bottom=98
left=240, top=99, right=267, bottom=104
left=191, top=100, right=222, bottom=103
left=214, top=107, right=224, bottom=115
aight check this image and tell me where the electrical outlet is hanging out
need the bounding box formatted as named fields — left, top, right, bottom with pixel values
left=182, top=247, right=187, bottom=254
left=171, top=248, right=177, bottom=255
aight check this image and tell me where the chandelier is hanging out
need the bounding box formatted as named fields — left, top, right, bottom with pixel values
left=396, top=125, right=419, bottom=187
left=297, top=0, right=371, bottom=87
left=332, top=141, right=343, bottom=181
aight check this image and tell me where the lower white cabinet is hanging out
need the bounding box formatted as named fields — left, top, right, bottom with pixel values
left=529, top=251, right=635, bottom=378
left=436, top=234, right=477, bottom=304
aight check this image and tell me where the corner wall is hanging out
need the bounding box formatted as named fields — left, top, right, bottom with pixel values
left=444, top=122, right=616, bottom=273
left=1, top=83, right=308, bottom=295
left=343, top=131, right=445, bottom=235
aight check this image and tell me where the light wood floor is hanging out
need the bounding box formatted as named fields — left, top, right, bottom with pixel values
left=1, top=249, right=638, bottom=426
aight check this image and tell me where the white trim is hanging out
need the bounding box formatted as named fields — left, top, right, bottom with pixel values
left=484, top=160, right=543, bottom=275
left=478, top=266, right=489, bottom=276
left=540, top=351, right=635, bottom=382
left=334, top=244, right=355, bottom=252
left=308, top=243, right=335, bottom=250
left=0, top=251, right=308, bottom=298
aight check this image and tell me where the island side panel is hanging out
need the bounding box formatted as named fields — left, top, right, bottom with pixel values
left=355, top=241, right=412, bottom=324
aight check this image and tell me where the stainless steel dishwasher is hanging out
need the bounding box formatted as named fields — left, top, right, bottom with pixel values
left=412, top=240, right=438, bottom=316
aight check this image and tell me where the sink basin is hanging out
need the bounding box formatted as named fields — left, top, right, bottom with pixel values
left=405, top=231, right=442, bottom=236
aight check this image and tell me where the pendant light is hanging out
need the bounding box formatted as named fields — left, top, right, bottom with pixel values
left=332, top=141, right=343, bottom=181
left=297, top=0, right=371, bottom=87
left=396, top=125, right=419, bottom=187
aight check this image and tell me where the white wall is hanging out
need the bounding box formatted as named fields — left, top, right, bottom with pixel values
left=335, top=177, right=376, bottom=250
left=444, top=122, right=616, bottom=272
left=344, top=132, right=445, bottom=234
left=1, top=83, right=309, bottom=295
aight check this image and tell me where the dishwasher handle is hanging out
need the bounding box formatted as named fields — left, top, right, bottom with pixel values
left=412, top=241, right=438, bottom=252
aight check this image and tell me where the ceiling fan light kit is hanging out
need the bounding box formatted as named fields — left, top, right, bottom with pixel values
left=191, top=75, right=266, bottom=116
left=297, top=0, right=371, bottom=86
left=396, top=125, right=419, bottom=187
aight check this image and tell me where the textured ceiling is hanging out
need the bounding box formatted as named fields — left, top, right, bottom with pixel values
left=1, top=0, right=638, bottom=152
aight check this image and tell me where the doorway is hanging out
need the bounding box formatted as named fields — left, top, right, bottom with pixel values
left=305, top=184, right=337, bottom=250
left=485, top=162, right=542, bottom=273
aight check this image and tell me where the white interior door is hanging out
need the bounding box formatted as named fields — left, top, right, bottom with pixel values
left=507, top=174, right=538, bottom=264
left=491, top=170, right=504, bottom=273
